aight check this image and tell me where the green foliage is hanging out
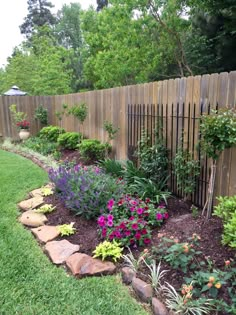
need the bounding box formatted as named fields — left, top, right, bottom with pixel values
left=121, top=160, right=145, bottom=185
left=68, top=103, right=88, bottom=124
left=191, top=205, right=199, bottom=219
left=122, top=247, right=149, bottom=273
left=137, top=130, right=169, bottom=185
left=41, top=186, right=54, bottom=196
left=128, top=177, right=171, bottom=204
left=34, top=105, right=48, bottom=126
left=153, top=236, right=202, bottom=273
left=103, top=121, right=120, bottom=142
left=93, top=240, right=123, bottom=262
left=22, top=137, right=59, bottom=157
left=200, top=108, right=236, bottom=160
left=173, top=148, right=200, bottom=196
left=57, top=132, right=82, bottom=150
left=35, top=204, right=56, bottom=214
left=144, top=260, right=168, bottom=292
left=55, top=103, right=68, bottom=122
left=98, top=159, right=124, bottom=177
left=39, top=125, right=65, bottom=142
left=214, top=195, right=236, bottom=248
left=9, top=104, right=27, bottom=124
left=57, top=223, right=76, bottom=236
left=78, top=139, right=111, bottom=161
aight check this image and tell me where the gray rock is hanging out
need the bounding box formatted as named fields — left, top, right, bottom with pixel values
left=132, top=277, right=153, bottom=302
left=152, top=297, right=169, bottom=315
left=121, top=267, right=136, bottom=284
left=45, top=240, right=80, bottom=264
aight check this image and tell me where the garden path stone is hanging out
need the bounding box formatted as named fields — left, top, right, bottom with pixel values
left=18, top=197, right=44, bottom=211
left=121, top=267, right=136, bottom=284
left=19, top=210, right=47, bottom=227
left=132, top=277, right=153, bottom=303
left=45, top=240, right=80, bottom=265
left=66, top=253, right=116, bottom=276
left=31, top=225, right=60, bottom=243
left=30, top=188, right=44, bottom=198
left=152, top=297, right=169, bottom=315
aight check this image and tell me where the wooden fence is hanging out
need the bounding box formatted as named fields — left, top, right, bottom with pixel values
left=0, top=71, right=236, bottom=199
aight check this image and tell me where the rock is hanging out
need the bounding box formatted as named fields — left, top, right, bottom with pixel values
left=132, top=277, right=153, bottom=302
left=30, top=188, right=44, bottom=198
left=45, top=240, right=80, bottom=264
left=168, top=214, right=192, bottom=223
left=152, top=297, right=169, bottom=315
left=121, top=267, right=136, bottom=284
left=66, top=253, right=116, bottom=276
left=31, top=225, right=60, bottom=243
left=18, top=197, right=44, bottom=211
left=19, top=210, right=47, bottom=227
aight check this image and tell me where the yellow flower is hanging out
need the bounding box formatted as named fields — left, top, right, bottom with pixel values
left=215, top=282, right=221, bottom=289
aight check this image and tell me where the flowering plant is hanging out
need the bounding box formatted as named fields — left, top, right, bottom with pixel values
left=16, top=120, right=30, bottom=130
left=97, top=195, right=169, bottom=247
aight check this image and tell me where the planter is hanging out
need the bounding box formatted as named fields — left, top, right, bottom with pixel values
left=19, top=129, right=30, bottom=140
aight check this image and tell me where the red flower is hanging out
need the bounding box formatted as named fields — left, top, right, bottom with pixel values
left=164, top=213, right=169, bottom=219
left=124, top=230, right=131, bottom=236
left=141, top=229, right=148, bottom=235
left=135, top=232, right=141, bottom=240
left=131, top=223, right=138, bottom=230
left=143, top=238, right=151, bottom=245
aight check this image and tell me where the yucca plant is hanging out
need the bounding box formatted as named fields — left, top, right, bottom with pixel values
left=122, top=247, right=149, bottom=273
left=144, top=260, right=168, bottom=293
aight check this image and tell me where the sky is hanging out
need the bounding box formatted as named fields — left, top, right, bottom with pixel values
left=0, top=0, right=96, bottom=68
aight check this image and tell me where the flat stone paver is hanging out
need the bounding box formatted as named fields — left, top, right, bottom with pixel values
left=31, top=225, right=60, bottom=243
left=45, top=240, right=80, bottom=264
left=18, top=197, right=44, bottom=211
left=30, top=188, right=44, bottom=198
left=66, top=253, right=116, bottom=276
left=19, top=210, right=47, bottom=227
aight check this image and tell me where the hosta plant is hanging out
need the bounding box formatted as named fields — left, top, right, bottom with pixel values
left=93, top=240, right=123, bottom=262
left=57, top=223, right=76, bottom=236
left=35, top=204, right=56, bottom=214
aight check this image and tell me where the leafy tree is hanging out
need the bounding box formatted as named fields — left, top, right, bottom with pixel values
left=20, top=0, right=56, bottom=39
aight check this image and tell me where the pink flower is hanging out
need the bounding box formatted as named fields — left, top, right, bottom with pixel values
left=107, top=220, right=113, bottom=227
left=130, top=207, right=135, bottom=212
left=107, top=214, right=114, bottom=221
left=137, top=208, right=144, bottom=215
left=124, top=230, right=131, bottom=236
left=98, top=216, right=106, bottom=227
left=156, top=213, right=163, bottom=220
left=145, top=198, right=150, bottom=203
left=102, top=228, right=107, bottom=237
left=115, top=231, right=122, bottom=239
left=119, top=222, right=126, bottom=229
left=129, top=216, right=135, bottom=221
left=129, top=200, right=138, bottom=206
left=107, top=199, right=114, bottom=210
left=135, top=232, right=141, bottom=240
left=141, top=229, right=148, bottom=235
left=164, top=213, right=169, bottom=219
left=131, top=223, right=138, bottom=230
left=109, top=234, right=115, bottom=240
left=144, top=238, right=151, bottom=245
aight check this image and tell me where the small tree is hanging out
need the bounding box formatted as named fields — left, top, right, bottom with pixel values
left=68, top=103, right=88, bottom=138
left=55, top=103, right=68, bottom=129
left=200, top=108, right=236, bottom=219
left=34, top=105, right=48, bottom=126
left=103, top=120, right=120, bottom=143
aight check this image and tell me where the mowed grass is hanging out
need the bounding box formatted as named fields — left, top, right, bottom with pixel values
left=0, top=150, right=147, bottom=315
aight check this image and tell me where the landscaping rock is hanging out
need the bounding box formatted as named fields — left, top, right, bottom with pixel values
left=31, top=225, right=60, bottom=243
left=121, top=267, right=136, bottom=284
left=168, top=214, right=192, bottom=223
left=19, top=210, right=47, bottom=227
left=30, top=188, right=44, bottom=198
left=66, top=253, right=116, bottom=276
left=132, top=277, right=153, bottom=302
left=18, top=197, right=44, bottom=211
left=152, top=297, right=169, bottom=315
left=45, top=240, right=80, bottom=264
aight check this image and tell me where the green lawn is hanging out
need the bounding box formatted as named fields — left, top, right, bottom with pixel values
left=0, top=150, right=147, bottom=315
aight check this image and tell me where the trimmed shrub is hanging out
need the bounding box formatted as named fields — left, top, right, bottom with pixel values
left=57, top=132, right=82, bottom=150
left=39, top=125, right=65, bottom=142
left=78, top=139, right=111, bottom=161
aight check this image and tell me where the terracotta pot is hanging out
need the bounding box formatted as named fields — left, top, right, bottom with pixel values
left=19, top=129, right=30, bottom=140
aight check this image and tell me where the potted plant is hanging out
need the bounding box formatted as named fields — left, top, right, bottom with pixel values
left=17, top=120, right=30, bottom=140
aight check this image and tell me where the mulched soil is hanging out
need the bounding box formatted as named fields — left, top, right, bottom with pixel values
left=25, top=149, right=236, bottom=314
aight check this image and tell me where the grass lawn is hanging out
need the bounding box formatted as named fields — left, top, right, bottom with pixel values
left=0, top=150, right=147, bottom=315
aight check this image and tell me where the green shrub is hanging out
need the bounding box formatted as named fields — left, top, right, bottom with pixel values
left=121, top=160, right=145, bottom=185
left=214, top=196, right=236, bottom=248
left=34, top=105, right=48, bottom=125
left=38, top=125, right=65, bottom=142
left=78, top=139, right=111, bottom=161
left=23, top=137, right=59, bottom=156
left=57, top=132, right=82, bottom=150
